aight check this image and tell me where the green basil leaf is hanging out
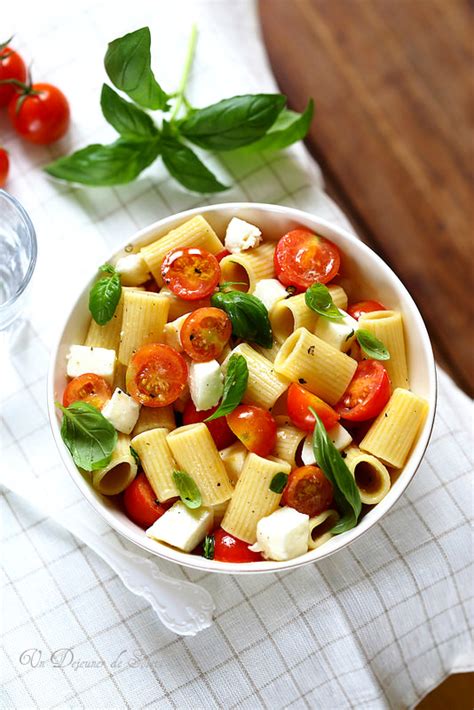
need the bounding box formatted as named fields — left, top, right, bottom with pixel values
left=205, top=354, right=248, bottom=421
left=356, top=329, right=390, bottom=360
left=310, top=408, right=361, bottom=534
left=104, top=27, right=170, bottom=110
left=203, top=534, right=215, bottom=560
left=130, top=445, right=141, bottom=466
left=305, top=283, right=343, bottom=320
left=269, top=472, right=288, bottom=494
left=99, top=263, right=116, bottom=275
left=210, top=290, right=273, bottom=348
left=89, top=269, right=122, bottom=325
left=243, top=99, right=314, bottom=153
left=161, top=136, right=228, bottom=193
left=57, top=401, right=117, bottom=472
left=173, top=470, right=202, bottom=509
left=44, top=139, right=160, bottom=186
left=100, top=84, right=159, bottom=140
left=179, top=94, right=286, bottom=151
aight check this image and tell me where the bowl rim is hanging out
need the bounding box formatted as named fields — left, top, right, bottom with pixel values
left=47, top=201, right=437, bottom=575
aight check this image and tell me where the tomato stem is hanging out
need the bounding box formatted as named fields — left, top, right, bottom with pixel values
left=170, top=24, right=198, bottom=122
left=0, top=35, right=14, bottom=53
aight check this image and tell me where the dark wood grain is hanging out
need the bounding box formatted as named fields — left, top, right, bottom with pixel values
left=259, top=0, right=474, bottom=396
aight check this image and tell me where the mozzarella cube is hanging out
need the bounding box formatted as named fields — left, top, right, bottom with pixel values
left=115, top=253, right=150, bottom=286
left=102, top=388, right=140, bottom=434
left=314, top=309, right=358, bottom=352
left=301, top=423, right=353, bottom=465
left=66, top=345, right=116, bottom=384
left=146, top=501, right=214, bottom=552
left=189, top=360, right=224, bottom=411
left=253, top=279, right=288, bottom=313
left=163, top=313, right=190, bottom=352
left=225, top=217, right=262, bottom=253
left=250, top=507, right=309, bottom=561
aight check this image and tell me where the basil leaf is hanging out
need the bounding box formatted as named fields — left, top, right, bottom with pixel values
left=203, top=534, right=215, bottom=560
left=104, top=27, right=170, bottom=110
left=161, top=136, right=228, bottom=193
left=210, top=290, right=273, bottom=348
left=57, top=402, right=117, bottom=472
left=356, top=329, right=390, bottom=360
left=305, top=283, right=343, bottom=320
left=130, top=446, right=141, bottom=466
left=173, top=470, right=202, bottom=509
left=99, top=263, right=116, bottom=275
left=269, top=472, right=288, bottom=494
left=243, top=99, right=314, bottom=153
left=310, top=408, right=361, bottom=534
left=89, top=266, right=122, bottom=325
left=205, top=354, right=248, bottom=421
left=179, top=94, right=286, bottom=151
left=100, top=84, right=159, bottom=140
left=45, top=139, right=160, bottom=186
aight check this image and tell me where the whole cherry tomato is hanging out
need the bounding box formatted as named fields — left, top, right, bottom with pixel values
left=335, top=360, right=391, bottom=422
left=182, top=399, right=236, bottom=450
left=0, top=148, right=9, bottom=187
left=161, top=247, right=220, bottom=301
left=213, top=528, right=263, bottom=563
left=126, top=344, right=188, bottom=407
left=282, top=465, right=334, bottom=517
left=181, top=307, right=232, bottom=362
left=0, top=43, right=27, bottom=107
left=287, top=383, right=340, bottom=433
left=274, top=229, right=340, bottom=291
left=123, top=472, right=175, bottom=529
left=8, top=83, right=70, bottom=145
left=347, top=300, right=386, bottom=320
left=63, top=373, right=112, bottom=410
left=226, top=405, right=277, bottom=457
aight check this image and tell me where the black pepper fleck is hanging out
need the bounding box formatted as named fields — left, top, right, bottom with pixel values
left=298, top=378, right=307, bottom=384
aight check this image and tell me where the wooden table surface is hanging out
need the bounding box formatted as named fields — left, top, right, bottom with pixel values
left=259, top=0, right=473, bottom=397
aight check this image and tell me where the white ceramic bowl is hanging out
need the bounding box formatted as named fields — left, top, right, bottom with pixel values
left=48, top=203, right=437, bottom=574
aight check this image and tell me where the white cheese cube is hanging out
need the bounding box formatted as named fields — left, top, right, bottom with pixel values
left=314, top=309, right=358, bottom=352
left=114, top=253, right=150, bottom=286
left=225, top=217, right=262, bottom=253
left=250, top=507, right=309, bottom=561
left=66, top=345, right=116, bottom=384
left=189, top=360, right=224, bottom=412
left=253, top=279, right=288, bottom=313
left=163, top=313, right=190, bottom=352
left=146, top=501, right=214, bottom=552
left=301, top=423, right=353, bottom=465
left=102, top=388, right=140, bottom=434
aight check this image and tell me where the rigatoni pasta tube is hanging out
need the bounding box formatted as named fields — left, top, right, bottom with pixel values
left=85, top=294, right=124, bottom=352
left=253, top=340, right=281, bottom=363
left=360, top=388, right=429, bottom=468
left=219, top=242, right=275, bottom=293
left=92, top=434, right=137, bottom=495
left=118, top=291, right=169, bottom=364
left=328, top=285, right=348, bottom=311
left=308, top=510, right=340, bottom=550
left=132, top=405, right=176, bottom=436
left=222, top=454, right=292, bottom=543
left=159, top=287, right=211, bottom=320
left=274, top=327, right=357, bottom=405
left=343, top=445, right=391, bottom=505
left=273, top=418, right=306, bottom=468
left=131, top=428, right=178, bottom=501
left=166, top=423, right=233, bottom=506
left=271, top=293, right=317, bottom=343
left=358, top=310, right=409, bottom=389
left=219, top=441, right=248, bottom=485
left=141, top=215, right=223, bottom=285
left=227, top=343, right=289, bottom=410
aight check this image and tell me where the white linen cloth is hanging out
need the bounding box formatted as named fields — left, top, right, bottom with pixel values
left=1, top=1, right=472, bottom=708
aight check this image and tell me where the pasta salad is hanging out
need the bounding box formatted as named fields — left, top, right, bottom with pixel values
left=58, top=214, right=429, bottom=563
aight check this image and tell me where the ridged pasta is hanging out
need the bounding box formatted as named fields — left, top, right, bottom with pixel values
left=118, top=291, right=169, bottom=365
left=308, top=510, right=339, bottom=550
left=92, top=434, right=137, bottom=495
left=273, top=417, right=306, bottom=468
left=132, top=405, right=176, bottom=436
left=274, top=327, right=357, bottom=405
left=221, top=454, right=292, bottom=543
left=219, top=242, right=275, bottom=293
left=328, top=285, right=348, bottom=311
left=159, top=287, right=211, bottom=320
left=219, top=441, right=248, bottom=485
left=360, top=388, right=429, bottom=468
left=358, top=310, right=409, bottom=389
left=253, top=340, right=281, bottom=363
left=85, top=296, right=124, bottom=352
left=131, top=428, right=178, bottom=501
left=113, top=362, right=128, bottom=392
left=226, top=343, right=289, bottom=409
left=270, top=293, right=318, bottom=344
left=343, top=445, right=391, bottom=505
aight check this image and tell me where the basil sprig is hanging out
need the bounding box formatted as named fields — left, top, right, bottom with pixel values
left=89, top=263, right=122, bottom=326
left=210, top=290, right=273, bottom=348
left=45, top=26, right=313, bottom=193
left=310, top=409, right=361, bottom=534
left=305, top=283, right=342, bottom=321
left=269, top=472, right=288, bottom=494
left=203, top=534, right=215, bottom=560
left=205, top=354, right=248, bottom=421
left=172, top=470, right=202, bottom=509
left=56, top=401, right=117, bottom=472
left=356, top=329, right=390, bottom=360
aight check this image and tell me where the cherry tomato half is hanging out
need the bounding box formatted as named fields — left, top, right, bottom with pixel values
left=226, top=405, right=277, bottom=457
left=127, top=344, right=188, bottom=407
left=335, top=360, right=391, bottom=422
left=181, top=307, right=232, bottom=362
left=282, top=466, right=334, bottom=517
left=347, top=300, right=387, bottom=320
left=0, top=45, right=27, bottom=107
left=182, top=400, right=236, bottom=450
left=287, top=383, right=340, bottom=433
left=9, top=83, right=70, bottom=145
left=63, top=373, right=112, bottom=410
left=161, top=247, right=220, bottom=301
left=213, top=528, right=263, bottom=563
left=274, top=229, right=340, bottom=291
left=0, top=148, right=9, bottom=188
left=123, top=472, right=175, bottom=529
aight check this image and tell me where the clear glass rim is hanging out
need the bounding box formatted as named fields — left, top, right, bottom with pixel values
left=0, top=189, right=38, bottom=311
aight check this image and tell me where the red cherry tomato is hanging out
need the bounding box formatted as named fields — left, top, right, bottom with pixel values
left=274, top=229, right=340, bottom=291
left=282, top=465, right=333, bottom=517
left=182, top=400, right=236, bottom=450
left=181, top=307, right=232, bottom=362
left=123, top=472, right=175, bottom=529
left=0, top=45, right=27, bottom=107
left=347, top=300, right=387, bottom=320
left=161, top=247, right=220, bottom=301
left=126, top=344, right=188, bottom=407
left=335, top=360, right=391, bottom=422
left=213, top=528, right=263, bottom=563
left=287, top=383, right=340, bottom=433
left=0, top=148, right=9, bottom=187
left=226, top=405, right=277, bottom=457
left=63, top=373, right=112, bottom=410
left=215, top=249, right=230, bottom=263
left=8, top=83, right=70, bottom=145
